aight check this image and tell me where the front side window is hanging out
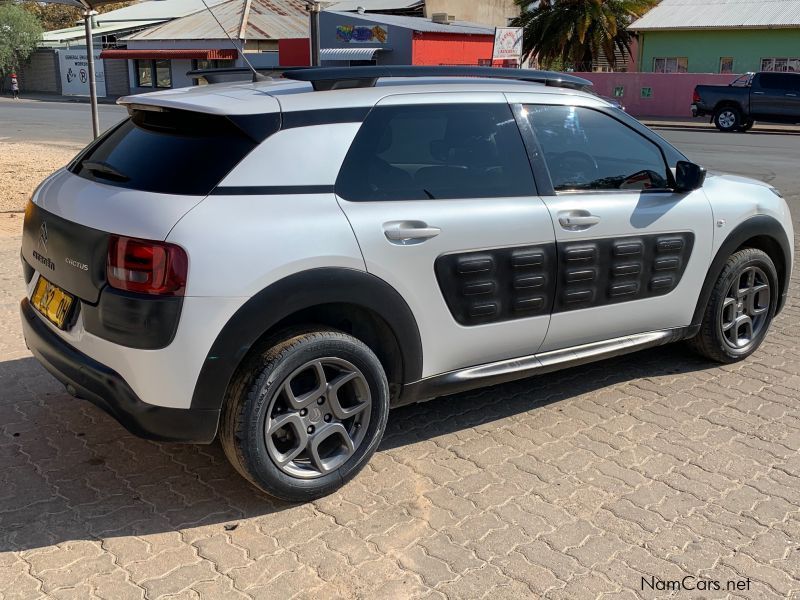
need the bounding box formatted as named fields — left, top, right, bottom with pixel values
left=653, top=57, right=688, bottom=73
left=336, top=103, right=535, bottom=201
left=523, top=105, right=670, bottom=192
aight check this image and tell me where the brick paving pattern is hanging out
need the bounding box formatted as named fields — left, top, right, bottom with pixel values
left=1, top=222, right=799, bottom=599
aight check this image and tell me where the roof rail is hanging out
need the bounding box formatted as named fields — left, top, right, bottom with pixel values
left=281, top=66, right=592, bottom=91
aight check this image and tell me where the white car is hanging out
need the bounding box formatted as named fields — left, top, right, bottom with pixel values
left=20, top=67, right=793, bottom=501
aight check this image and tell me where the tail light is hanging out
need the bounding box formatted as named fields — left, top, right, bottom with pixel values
left=692, top=89, right=701, bottom=103
left=107, top=235, right=188, bottom=296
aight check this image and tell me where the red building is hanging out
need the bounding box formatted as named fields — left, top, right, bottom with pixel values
left=280, top=11, right=511, bottom=68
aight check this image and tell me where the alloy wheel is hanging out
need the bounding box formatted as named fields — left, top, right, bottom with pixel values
left=719, top=266, right=770, bottom=351
left=718, top=110, right=737, bottom=129
left=264, top=357, right=371, bottom=479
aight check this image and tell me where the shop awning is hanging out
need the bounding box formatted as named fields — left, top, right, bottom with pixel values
left=99, top=49, right=238, bottom=60
left=320, top=47, right=383, bottom=61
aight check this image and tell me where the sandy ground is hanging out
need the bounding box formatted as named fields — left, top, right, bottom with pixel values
left=0, top=142, right=81, bottom=214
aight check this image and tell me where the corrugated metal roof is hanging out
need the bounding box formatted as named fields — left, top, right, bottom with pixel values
left=94, top=0, right=230, bottom=23
left=323, top=0, right=423, bottom=11
left=41, top=20, right=160, bottom=43
left=125, top=0, right=308, bottom=40
left=630, top=0, right=800, bottom=30
left=326, top=10, right=495, bottom=34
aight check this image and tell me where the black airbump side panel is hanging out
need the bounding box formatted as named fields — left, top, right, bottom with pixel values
left=553, top=232, right=695, bottom=313
left=435, top=243, right=557, bottom=325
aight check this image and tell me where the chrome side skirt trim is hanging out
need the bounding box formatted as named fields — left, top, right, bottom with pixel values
left=395, top=326, right=695, bottom=406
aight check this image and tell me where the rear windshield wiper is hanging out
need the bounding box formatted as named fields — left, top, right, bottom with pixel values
left=82, top=160, right=130, bottom=182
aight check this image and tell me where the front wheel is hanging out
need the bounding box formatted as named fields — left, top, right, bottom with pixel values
left=688, top=249, right=778, bottom=363
left=220, top=329, right=390, bottom=501
left=714, top=106, right=741, bottom=132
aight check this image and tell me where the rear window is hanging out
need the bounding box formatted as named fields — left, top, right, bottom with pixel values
left=70, top=109, right=265, bottom=196
left=336, top=103, right=535, bottom=201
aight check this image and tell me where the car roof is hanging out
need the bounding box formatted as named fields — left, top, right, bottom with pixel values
left=119, top=76, right=608, bottom=116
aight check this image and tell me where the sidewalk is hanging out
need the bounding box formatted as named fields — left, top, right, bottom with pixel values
left=0, top=91, right=120, bottom=104
left=641, top=116, right=800, bottom=133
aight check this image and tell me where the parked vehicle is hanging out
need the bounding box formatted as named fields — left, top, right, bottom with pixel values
left=21, top=66, right=793, bottom=501
left=693, top=72, right=800, bottom=132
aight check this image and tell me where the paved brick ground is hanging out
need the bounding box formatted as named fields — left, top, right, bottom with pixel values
left=1, top=212, right=799, bottom=599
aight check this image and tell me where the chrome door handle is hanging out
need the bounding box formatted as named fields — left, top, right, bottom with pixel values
left=753, top=91, right=765, bottom=95
left=558, top=211, right=600, bottom=231
left=786, top=93, right=798, bottom=97
left=383, top=221, right=441, bottom=244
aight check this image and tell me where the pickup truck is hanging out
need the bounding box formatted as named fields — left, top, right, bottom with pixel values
left=692, top=72, right=800, bottom=132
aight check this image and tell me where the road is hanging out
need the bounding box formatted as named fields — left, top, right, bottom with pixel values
left=0, top=100, right=799, bottom=599
left=0, top=97, right=126, bottom=145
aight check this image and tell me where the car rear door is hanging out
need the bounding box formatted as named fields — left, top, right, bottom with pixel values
left=507, top=96, right=713, bottom=352
left=335, top=92, right=556, bottom=378
left=750, top=73, right=795, bottom=120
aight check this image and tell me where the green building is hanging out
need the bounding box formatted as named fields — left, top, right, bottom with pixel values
left=630, top=0, right=800, bottom=74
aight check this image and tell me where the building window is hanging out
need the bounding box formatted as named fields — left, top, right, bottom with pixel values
left=761, top=57, right=800, bottom=72
left=135, top=59, right=152, bottom=87
left=719, top=57, right=734, bottom=74
left=193, top=59, right=235, bottom=70
left=134, top=59, right=172, bottom=88
left=652, top=57, right=688, bottom=73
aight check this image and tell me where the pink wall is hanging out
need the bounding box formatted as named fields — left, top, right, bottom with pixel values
left=574, top=72, right=740, bottom=118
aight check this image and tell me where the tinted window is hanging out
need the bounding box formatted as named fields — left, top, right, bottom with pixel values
left=524, top=105, right=669, bottom=192
left=71, top=109, right=261, bottom=196
left=336, top=103, right=535, bottom=201
left=758, top=73, right=797, bottom=90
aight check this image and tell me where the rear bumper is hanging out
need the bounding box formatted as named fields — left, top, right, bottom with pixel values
left=20, top=298, right=219, bottom=443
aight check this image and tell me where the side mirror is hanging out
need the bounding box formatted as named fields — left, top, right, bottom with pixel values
left=674, top=161, right=707, bottom=192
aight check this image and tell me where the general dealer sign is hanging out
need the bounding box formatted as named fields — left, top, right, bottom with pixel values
left=492, top=27, right=523, bottom=61
left=58, top=49, right=106, bottom=97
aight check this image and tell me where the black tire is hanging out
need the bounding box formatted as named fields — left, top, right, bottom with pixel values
left=739, top=119, right=754, bottom=132
left=688, top=248, right=778, bottom=363
left=713, top=106, right=741, bottom=132
left=220, top=329, right=389, bottom=502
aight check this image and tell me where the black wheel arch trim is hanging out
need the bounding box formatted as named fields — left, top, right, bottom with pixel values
left=190, top=267, right=423, bottom=410
left=692, top=215, right=791, bottom=326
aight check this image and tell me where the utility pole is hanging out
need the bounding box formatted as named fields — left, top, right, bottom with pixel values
left=306, top=1, right=321, bottom=66
left=83, top=9, right=100, bottom=138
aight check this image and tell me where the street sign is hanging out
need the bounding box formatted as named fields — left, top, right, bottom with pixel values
left=58, top=49, right=106, bottom=97
left=492, top=27, right=523, bottom=61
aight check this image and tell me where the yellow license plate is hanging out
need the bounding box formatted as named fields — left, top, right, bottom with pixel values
left=31, top=276, right=74, bottom=329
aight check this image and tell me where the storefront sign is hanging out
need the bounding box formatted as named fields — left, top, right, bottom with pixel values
left=492, top=27, right=523, bottom=61
left=58, top=49, right=106, bottom=97
left=336, top=24, right=388, bottom=44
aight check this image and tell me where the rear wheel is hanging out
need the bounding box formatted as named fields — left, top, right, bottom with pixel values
left=220, top=329, right=389, bottom=501
left=714, top=106, right=741, bottom=132
left=688, top=249, right=778, bottom=363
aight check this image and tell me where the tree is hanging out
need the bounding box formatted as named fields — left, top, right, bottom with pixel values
left=19, top=1, right=136, bottom=33
left=512, top=0, right=658, bottom=71
left=0, top=3, right=42, bottom=80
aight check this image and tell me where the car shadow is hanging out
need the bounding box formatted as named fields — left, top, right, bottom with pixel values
left=0, top=344, right=717, bottom=552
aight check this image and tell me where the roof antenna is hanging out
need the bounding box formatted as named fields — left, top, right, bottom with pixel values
left=198, top=0, right=269, bottom=82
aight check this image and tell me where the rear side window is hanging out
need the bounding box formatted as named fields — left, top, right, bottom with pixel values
left=336, top=103, right=535, bottom=201
left=71, top=109, right=262, bottom=196
left=758, top=73, right=799, bottom=91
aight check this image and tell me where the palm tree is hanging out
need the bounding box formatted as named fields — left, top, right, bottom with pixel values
left=512, top=0, right=658, bottom=71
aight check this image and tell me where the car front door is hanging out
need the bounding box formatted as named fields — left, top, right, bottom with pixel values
left=335, top=93, right=556, bottom=379
left=508, top=98, right=714, bottom=352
